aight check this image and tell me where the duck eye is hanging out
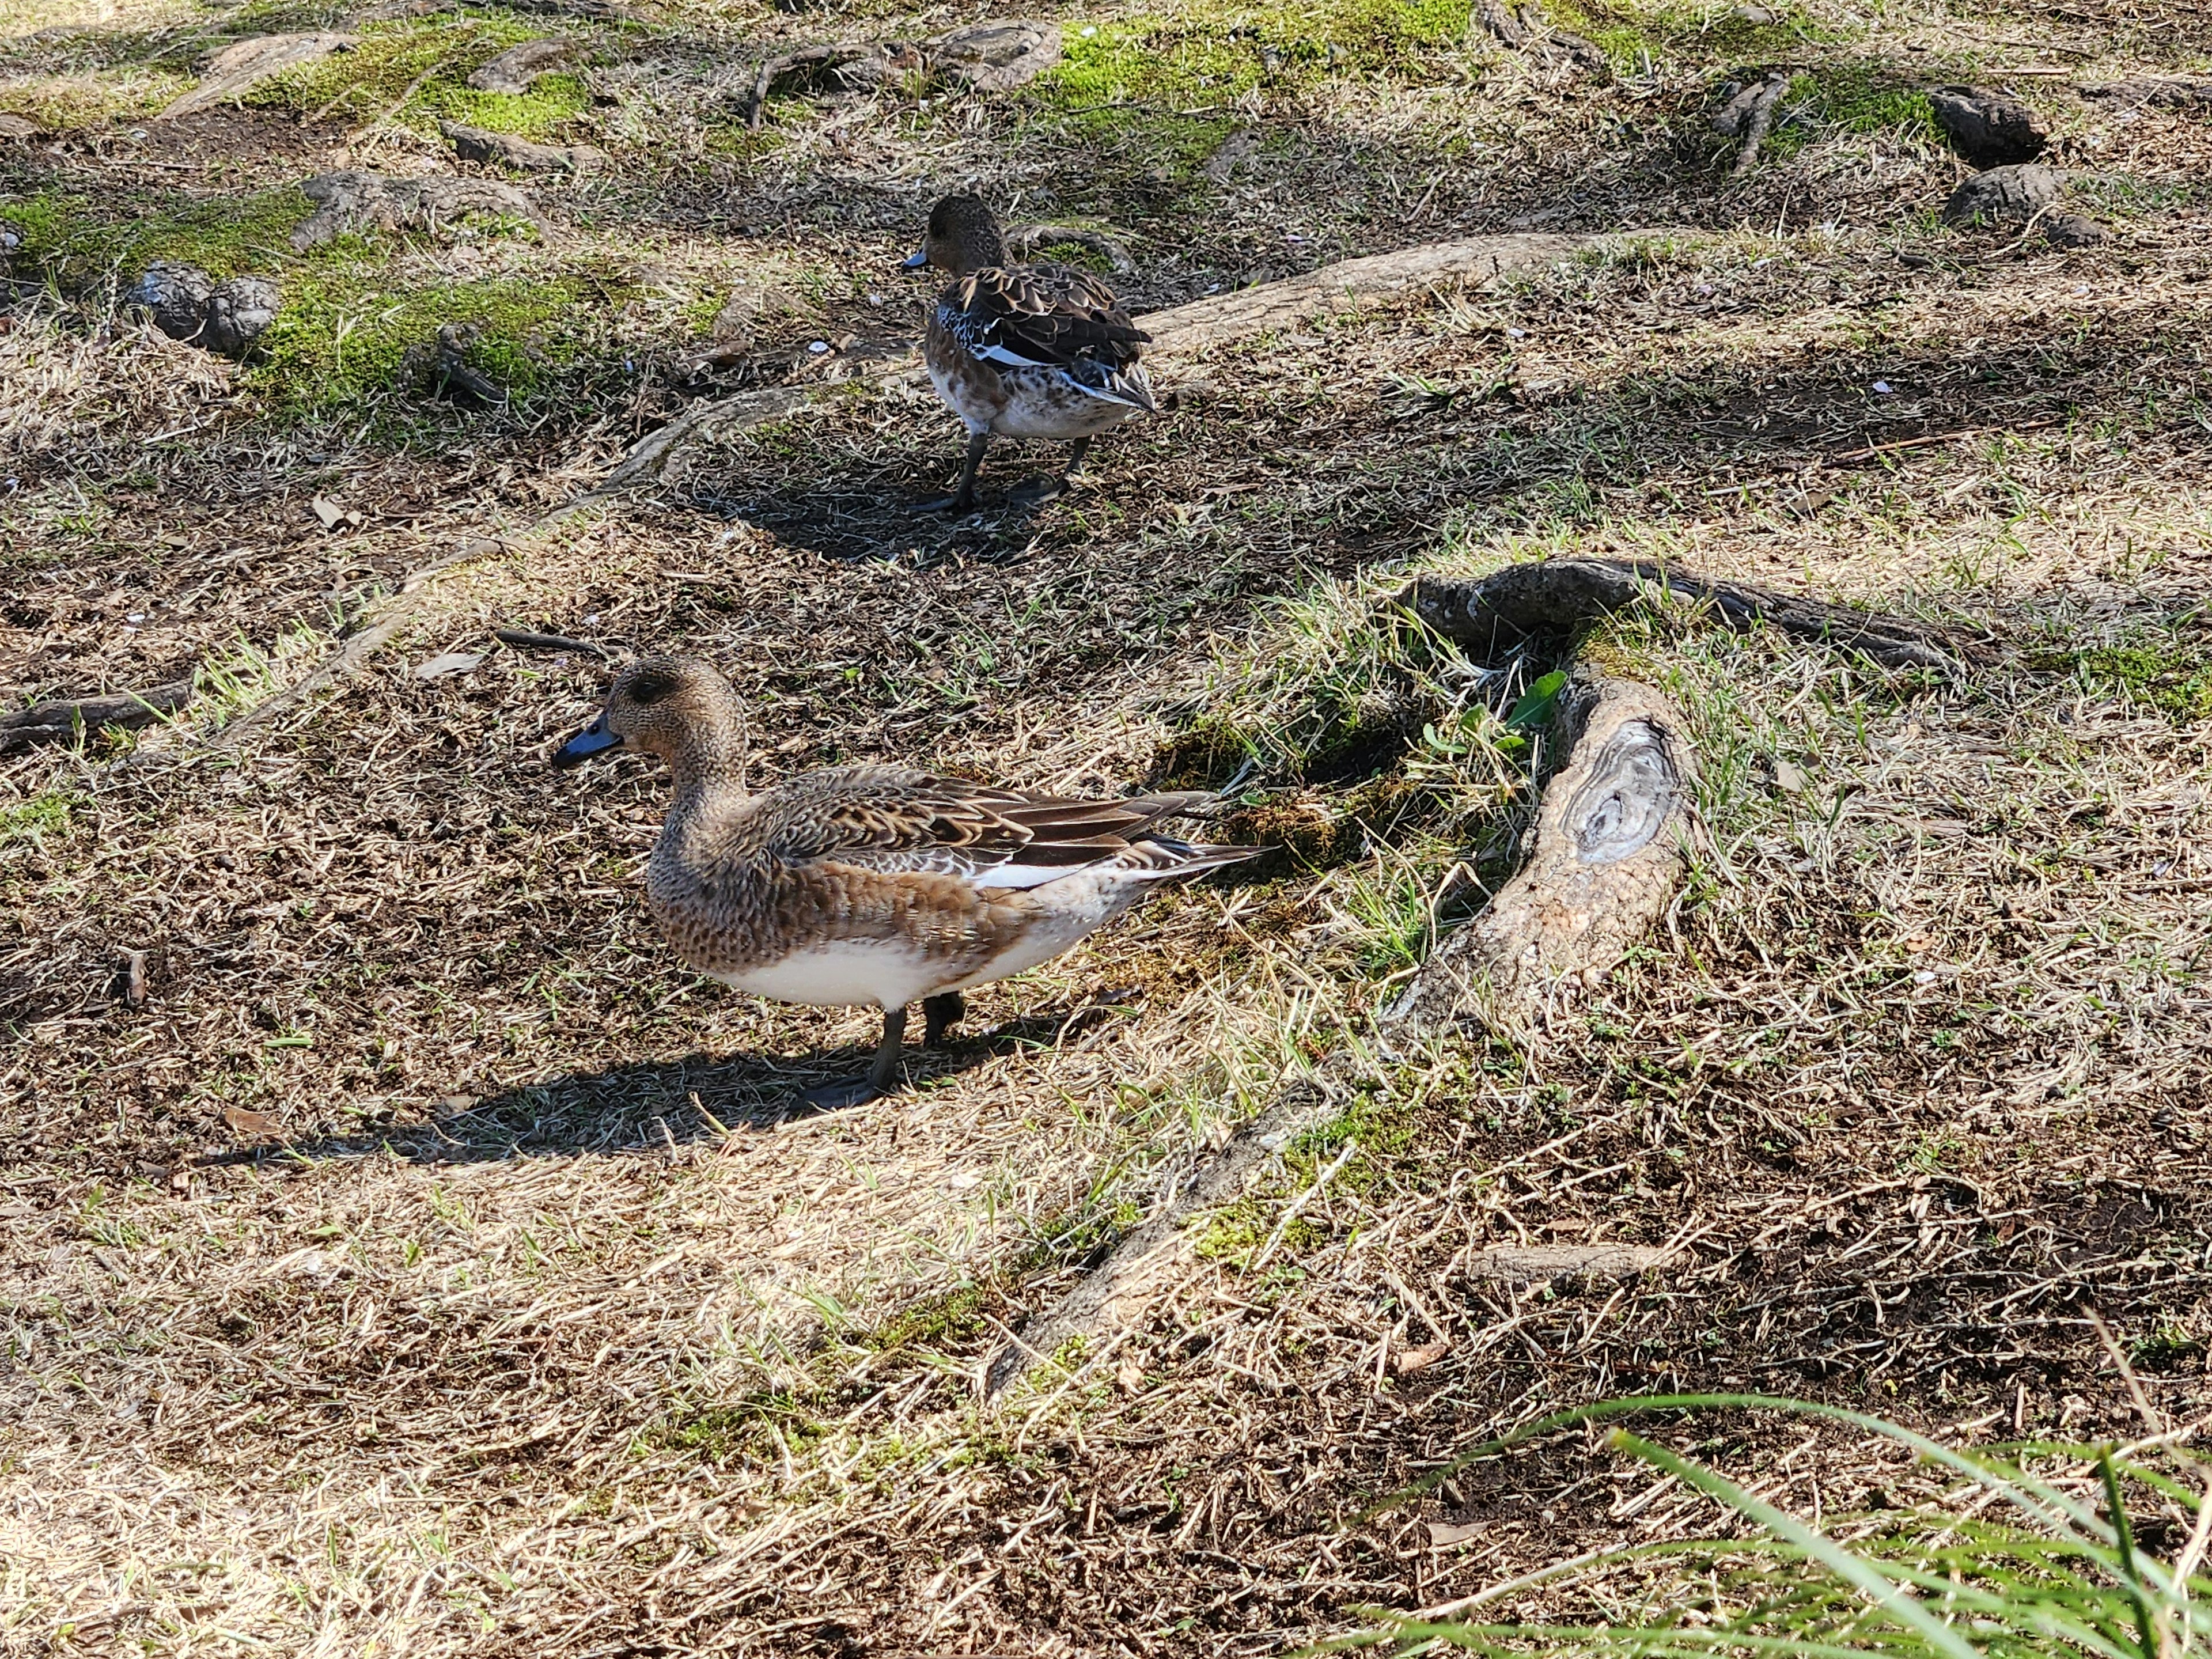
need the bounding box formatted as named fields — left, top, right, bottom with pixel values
left=626, top=669, right=679, bottom=706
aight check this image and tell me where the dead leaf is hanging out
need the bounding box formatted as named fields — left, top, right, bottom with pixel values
left=413, top=652, right=484, bottom=680
left=310, top=495, right=363, bottom=531
left=1772, top=759, right=1807, bottom=794
left=1116, top=1355, right=1147, bottom=1394
left=1426, top=1519, right=1484, bottom=1547
left=1394, top=1340, right=1450, bottom=1376
left=222, top=1105, right=282, bottom=1138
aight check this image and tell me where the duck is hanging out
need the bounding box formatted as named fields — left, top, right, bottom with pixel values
left=901, top=192, right=1156, bottom=512
left=554, top=656, right=1257, bottom=1108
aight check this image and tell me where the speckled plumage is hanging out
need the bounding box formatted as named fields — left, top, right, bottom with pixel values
left=906, top=194, right=1156, bottom=509
left=555, top=657, right=1257, bottom=1102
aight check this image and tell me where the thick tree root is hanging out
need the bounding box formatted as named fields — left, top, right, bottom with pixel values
left=1408, top=557, right=1981, bottom=673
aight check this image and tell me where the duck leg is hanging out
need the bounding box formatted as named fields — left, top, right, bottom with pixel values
left=1009, top=436, right=1091, bottom=506
left=800, top=1006, right=908, bottom=1109
left=919, top=432, right=988, bottom=513
left=922, top=991, right=965, bottom=1048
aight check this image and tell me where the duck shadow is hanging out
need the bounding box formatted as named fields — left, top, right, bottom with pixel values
left=200, top=999, right=1138, bottom=1171
left=683, top=466, right=1073, bottom=566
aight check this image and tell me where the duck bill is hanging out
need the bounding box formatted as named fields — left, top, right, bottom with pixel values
left=552, top=715, right=622, bottom=769
left=900, top=248, right=930, bottom=271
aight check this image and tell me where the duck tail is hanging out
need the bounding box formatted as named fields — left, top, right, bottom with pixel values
left=1120, top=836, right=1267, bottom=881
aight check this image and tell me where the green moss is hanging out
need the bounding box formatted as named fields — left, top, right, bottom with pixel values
left=650, top=1391, right=825, bottom=1465
left=247, top=268, right=599, bottom=418
left=1033, top=0, right=1474, bottom=175
left=245, top=16, right=573, bottom=135
left=1541, top=0, right=1825, bottom=68
left=2073, top=643, right=2212, bottom=722
left=421, top=72, right=590, bottom=139
left=0, top=67, right=184, bottom=130
left=862, top=1285, right=990, bottom=1353
left=3, top=187, right=312, bottom=287
left=1805, top=63, right=1938, bottom=139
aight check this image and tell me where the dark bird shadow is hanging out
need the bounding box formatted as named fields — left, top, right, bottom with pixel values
left=196, top=999, right=1140, bottom=1171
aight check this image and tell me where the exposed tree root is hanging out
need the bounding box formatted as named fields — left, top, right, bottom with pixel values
left=1408, top=556, right=1981, bottom=672
left=2, top=679, right=194, bottom=751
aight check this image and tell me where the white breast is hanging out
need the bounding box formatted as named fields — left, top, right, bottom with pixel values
left=718, top=941, right=956, bottom=1011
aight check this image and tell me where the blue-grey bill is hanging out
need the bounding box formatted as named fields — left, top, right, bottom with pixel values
left=553, top=721, right=621, bottom=768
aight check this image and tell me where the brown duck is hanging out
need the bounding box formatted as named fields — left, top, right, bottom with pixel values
left=554, top=656, right=1256, bottom=1107
left=902, top=193, right=1156, bottom=512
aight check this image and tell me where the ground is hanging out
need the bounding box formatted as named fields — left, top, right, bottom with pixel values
left=3, top=0, right=2211, bottom=1651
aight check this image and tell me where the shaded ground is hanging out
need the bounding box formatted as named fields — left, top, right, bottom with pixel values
left=4, top=0, right=2211, bottom=1651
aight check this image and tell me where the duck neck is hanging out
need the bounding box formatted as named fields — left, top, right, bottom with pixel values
left=659, top=727, right=747, bottom=847
left=948, top=220, right=1010, bottom=274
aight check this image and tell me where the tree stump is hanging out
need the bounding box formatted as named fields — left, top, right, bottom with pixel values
left=1385, top=661, right=1692, bottom=1036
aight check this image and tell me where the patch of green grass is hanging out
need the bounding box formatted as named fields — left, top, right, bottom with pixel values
left=649, top=1389, right=827, bottom=1465
left=862, top=1285, right=991, bottom=1353
left=2074, top=641, right=2212, bottom=722
left=1357, top=1393, right=2212, bottom=1659
left=1805, top=61, right=1939, bottom=140
left=0, top=789, right=81, bottom=849
left=247, top=267, right=601, bottom=420
left=1, top=186, right=311, bottom=287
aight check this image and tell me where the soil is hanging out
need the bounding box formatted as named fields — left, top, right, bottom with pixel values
left=4, top=0, right=2211, bottom=1651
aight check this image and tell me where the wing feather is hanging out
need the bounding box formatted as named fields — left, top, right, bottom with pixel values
left=943, top=264, right=1150, bottom=376
left=753, top=769, right=1211, bottom=885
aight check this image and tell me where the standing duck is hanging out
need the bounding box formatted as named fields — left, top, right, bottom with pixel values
left=902, top=192, right=1156, bottom=512
left=554, top=656, right=1256, bottom=1108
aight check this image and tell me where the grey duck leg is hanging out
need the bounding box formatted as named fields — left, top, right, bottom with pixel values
left=922, top=991, right=965, bottom=1048
left=920, top=431, right=988, bottom=513
left=800, top=1005, right=908, bottom=1109
left=1009, top=435, right=1092, bottom=505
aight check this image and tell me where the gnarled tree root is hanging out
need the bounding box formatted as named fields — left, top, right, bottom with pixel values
left=1409, top=556, right=1982, bottom=673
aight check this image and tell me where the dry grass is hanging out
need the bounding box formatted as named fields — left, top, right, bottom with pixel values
left=6, top=0, right=2212, bottom=1650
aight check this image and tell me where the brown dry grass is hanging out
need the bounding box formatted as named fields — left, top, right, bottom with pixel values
left=6, top=0, right=2212, bottom=1651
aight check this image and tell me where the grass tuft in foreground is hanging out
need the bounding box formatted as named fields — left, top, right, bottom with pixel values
left=1353, top=1394, right=2212, bottom=1658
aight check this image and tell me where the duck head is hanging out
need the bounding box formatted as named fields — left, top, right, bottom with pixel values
left=902, top=192, right=1010, bottom=277
left=554, top=654, right=745, bottom=774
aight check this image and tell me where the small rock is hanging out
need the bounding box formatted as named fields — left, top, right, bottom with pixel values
left=1941, top=161, right=2062, bottom=226
left=465, top=37, right=575, bottom=94
left=2042, top=211, right=2104, bottom=247
left=441, top=119, right=604, bottom=173
left=926, top=19, right=1061, bottom=91
left=128, top=260, right=214, bottom=340
left=1928, top=85, right=2047, bottom=166
left=1732, top=2, right=1774, bottom=20
left=202, top=274, right=281, bottom=357
left=0, top=111, right=43, bottom=141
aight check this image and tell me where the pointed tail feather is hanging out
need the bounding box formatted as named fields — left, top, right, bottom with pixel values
left=1120, top=836, right=1267, bottom=881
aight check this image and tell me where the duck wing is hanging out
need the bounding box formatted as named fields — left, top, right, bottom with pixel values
left=758, top=768, right=1219, bottom=889
left=941, top=265, right=1152, bottom=378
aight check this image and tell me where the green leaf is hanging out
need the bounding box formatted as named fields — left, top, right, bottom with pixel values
left=1505, top=669, right=1568, bottom=730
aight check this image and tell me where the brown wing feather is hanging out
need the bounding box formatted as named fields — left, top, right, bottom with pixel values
left=949, top=266, right=1150, bottom=372
left=755, top=768, right=1206, bottom=874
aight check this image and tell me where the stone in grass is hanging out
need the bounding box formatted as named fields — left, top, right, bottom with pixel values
left=128, top=260, right=215, bottom=340
left=441, top=119, right=604, bottom=174
left=1928, top=85, right=2047, bottom=167
left=466, top=37, right=576, bottom=94
left=1942, top=163, right=2103, bottom=245
left=202, top=274, right=281, bottom=357
left=0, top=111, right=43, bottom=141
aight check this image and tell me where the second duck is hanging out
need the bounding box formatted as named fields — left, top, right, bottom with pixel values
left=902, top=192, right=1156, bottom=512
